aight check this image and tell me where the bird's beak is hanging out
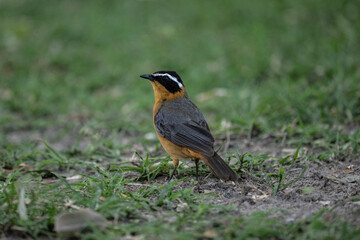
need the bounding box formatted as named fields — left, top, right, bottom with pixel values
left=140, top=74, right=155, bottom=81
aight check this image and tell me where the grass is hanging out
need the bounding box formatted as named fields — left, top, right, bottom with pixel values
left=1, top=146, right=359, bottom=239
left=1, top=0, right=360, bottom=239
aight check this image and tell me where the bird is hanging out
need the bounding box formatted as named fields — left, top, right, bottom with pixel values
left=140, top=71, right=238, bottom=182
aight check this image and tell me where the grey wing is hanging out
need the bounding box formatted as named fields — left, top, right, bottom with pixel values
left=155, top=105, right=215, bottom=157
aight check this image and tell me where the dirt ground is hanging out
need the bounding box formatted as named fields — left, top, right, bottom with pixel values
left=5, top=128, right=360, bottom=225
left=178, top=159, right=360, bottom=224
left=122, top=134, right=360, bottom=225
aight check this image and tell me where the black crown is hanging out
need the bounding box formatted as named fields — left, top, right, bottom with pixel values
left=152, top=71, right=184, bottom=93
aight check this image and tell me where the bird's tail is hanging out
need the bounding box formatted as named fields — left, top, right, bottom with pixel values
left=203, top=152, right=238, bottom=181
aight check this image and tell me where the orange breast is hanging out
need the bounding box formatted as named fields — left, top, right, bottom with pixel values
left=155, top=133, right=203, bottom=161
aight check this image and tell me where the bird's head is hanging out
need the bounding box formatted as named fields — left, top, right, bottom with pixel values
left=140, top=71, right=186, bottom=101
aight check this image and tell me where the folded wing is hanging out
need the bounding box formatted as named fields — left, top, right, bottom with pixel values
left=155, top=101, right=215, bottom=157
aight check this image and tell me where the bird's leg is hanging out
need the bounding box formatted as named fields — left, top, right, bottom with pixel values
left=195, top=159, right=199, bottom=181
left=195, top=159, right=200, bottom=192
left=168, top=159, right=179, bottom=182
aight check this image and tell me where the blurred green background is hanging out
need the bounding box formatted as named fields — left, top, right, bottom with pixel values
left=1, top=1, right=360, bottom=238
left=1, top=0, right=359, bottom=141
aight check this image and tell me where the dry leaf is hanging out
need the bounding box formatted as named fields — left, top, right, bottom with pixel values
left=66, top=175, right=82, bottom=183
left=203, top=230, right=217, bottom=238
left=18, top=188, right=28, bottom=220
left=319, top=201, right=330, bottom=206
left=175, top=202, right=189, bottom=212
left=345, top=165, right=354, bottom=172
left=55, top=208, right=108, bottom=234
left=251, top=194, right=270, bottom=201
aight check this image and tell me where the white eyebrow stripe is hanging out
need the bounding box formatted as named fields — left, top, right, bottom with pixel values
left=152, top=73, right=183, bottom=88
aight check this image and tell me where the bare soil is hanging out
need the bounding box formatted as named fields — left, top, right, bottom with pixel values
left=4, top=128, right=360, bottom=225
left=178, top=159, right=360, bottom=223
left=122, top=134, right=360, bottom=225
